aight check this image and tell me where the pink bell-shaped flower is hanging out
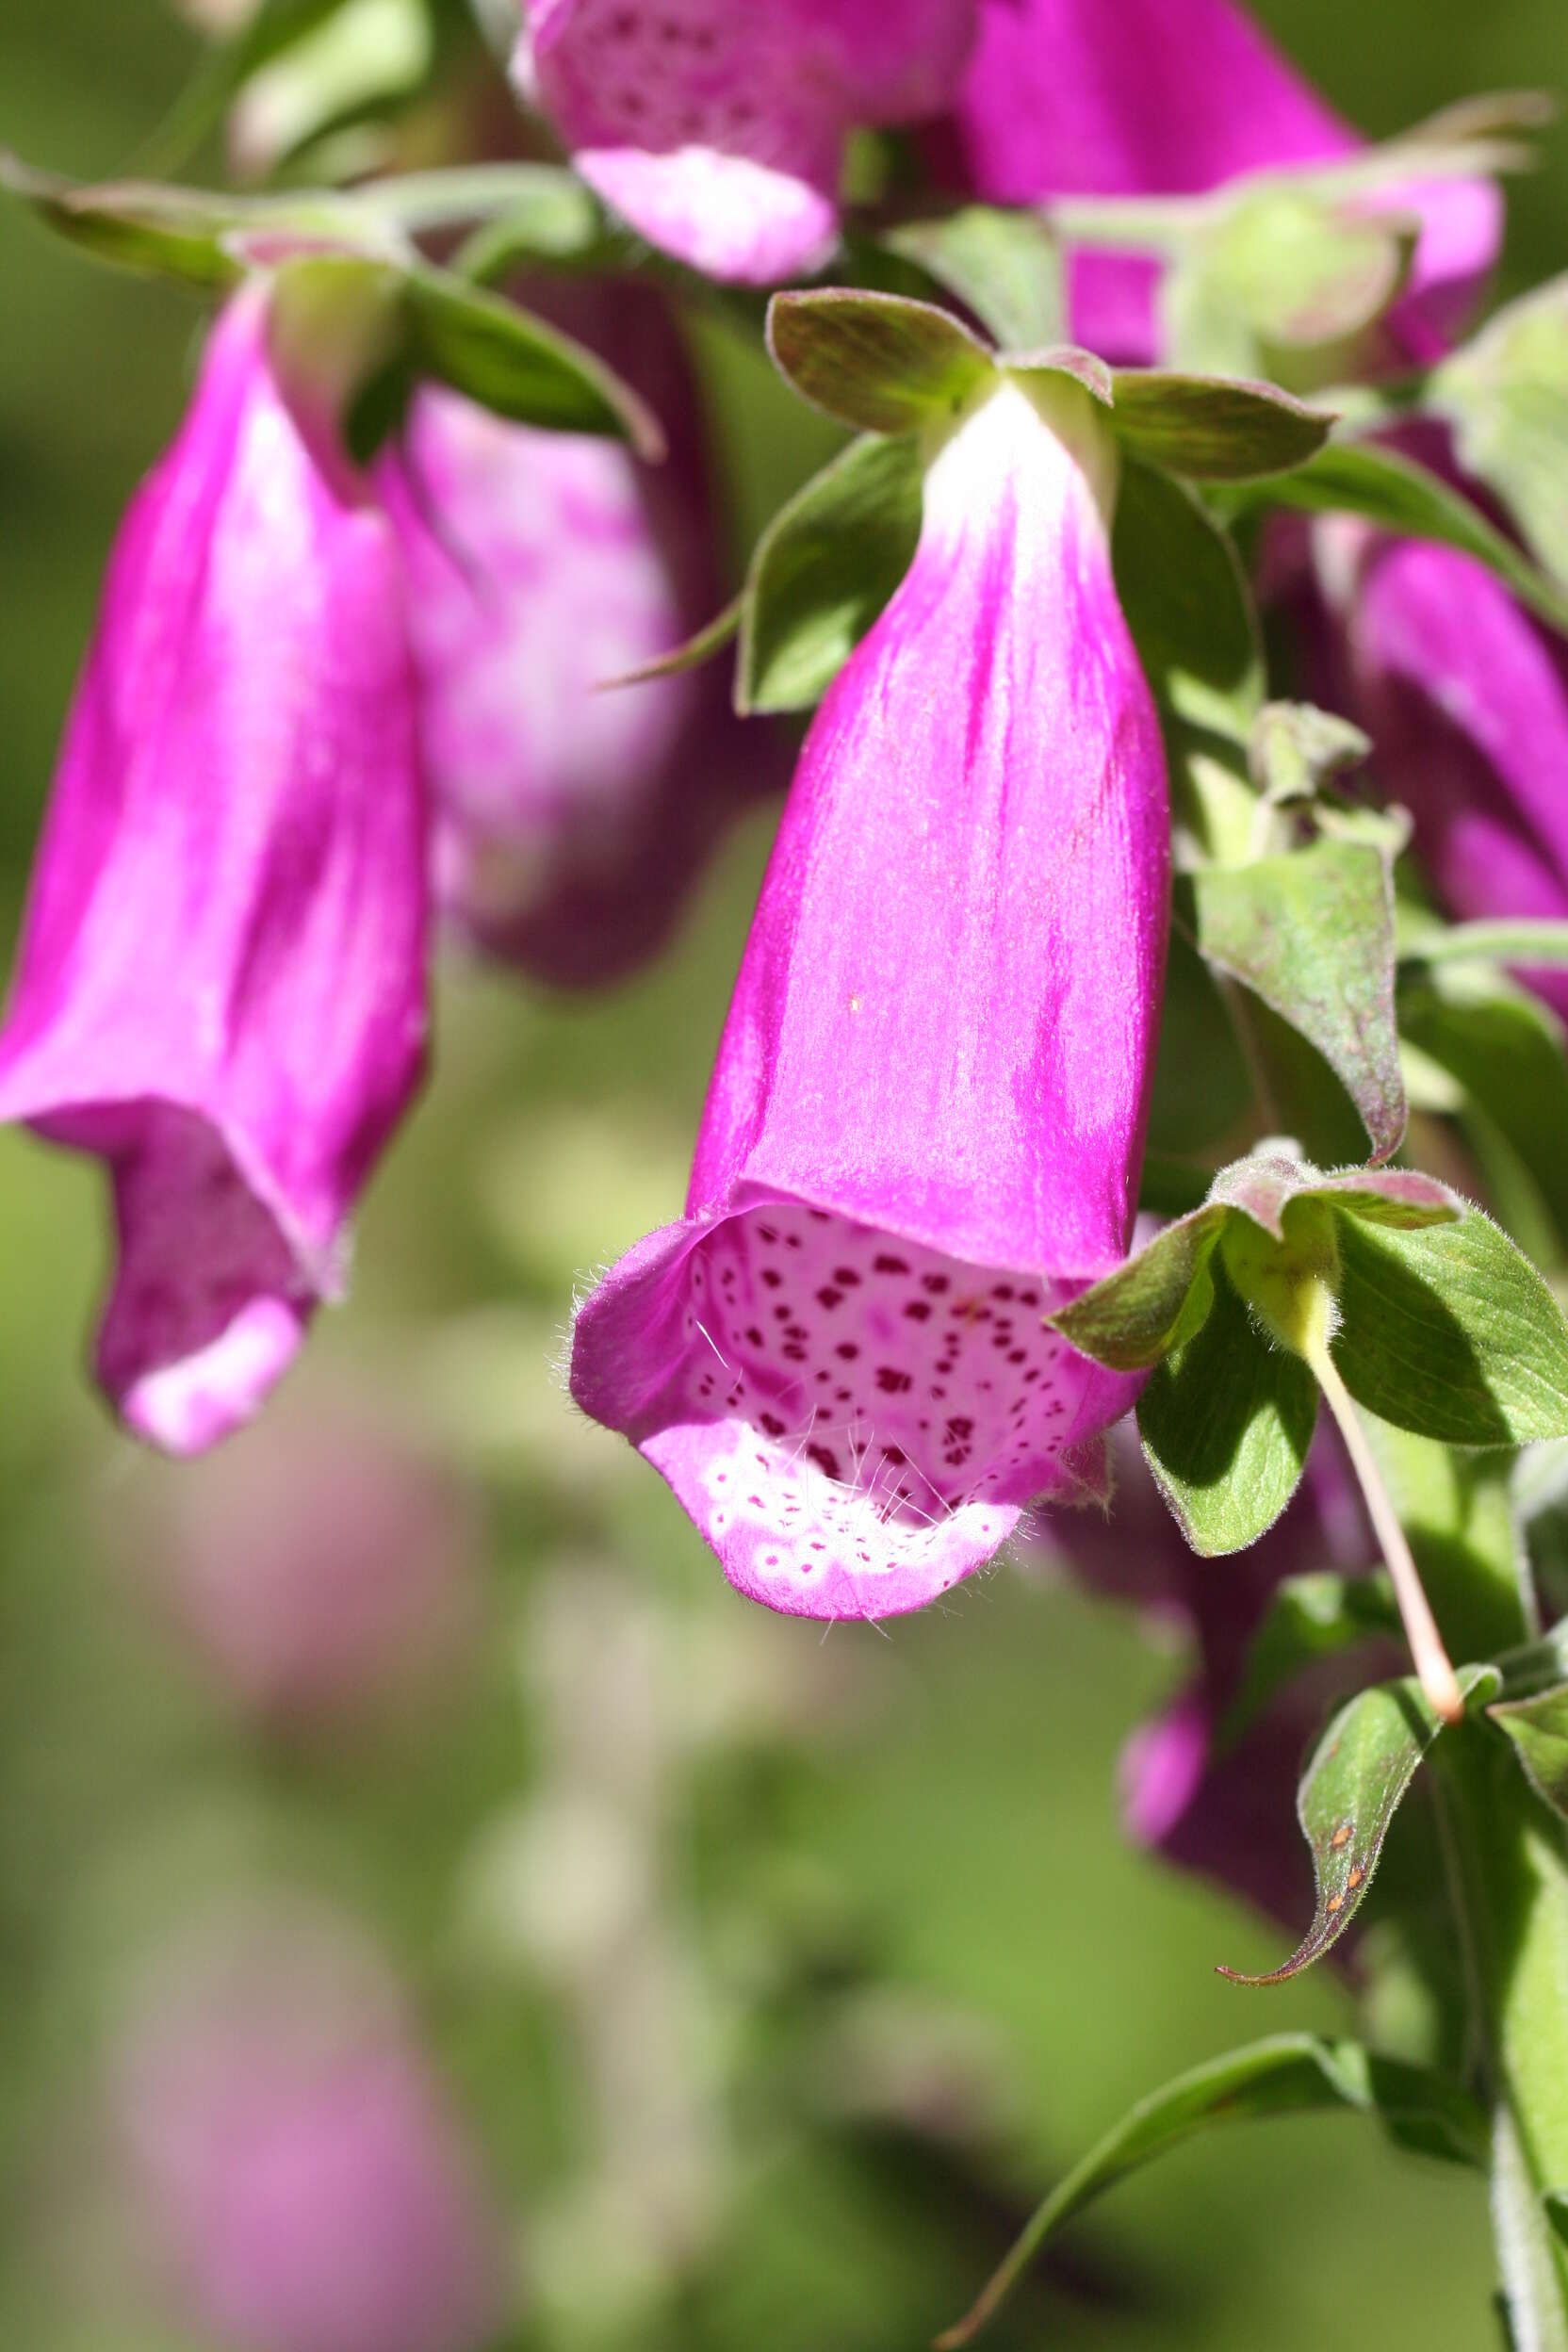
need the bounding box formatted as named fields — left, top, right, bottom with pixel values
left=933, top=0, right=1499, bottom=363
left=379, top=281, right=771, bottom=986
left=0, top=287, right=427, bottom=1453
left=517, top=0, right=977, bottom=282
left=570, top=375, right=1169, bottom=1618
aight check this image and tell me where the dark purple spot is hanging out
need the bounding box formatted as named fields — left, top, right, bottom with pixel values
left=874, top=1253, right=910, bottom=1276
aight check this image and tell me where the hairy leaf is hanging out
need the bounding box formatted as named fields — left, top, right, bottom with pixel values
left=1332, top=1212, right=1568, bottom=1447
left=1137, top=1254, right=1319, bottom=1554
left=1188, top=839, right=1403, bottom=1161
left=1219, top=1665, right=1501, bottom=1984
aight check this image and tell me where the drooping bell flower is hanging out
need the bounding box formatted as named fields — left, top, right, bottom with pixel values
left=570, top=374, right=1169, bottom=1618
left=378, top=281, right=773, bottom=986
left=516, top=0, right=977, bottom=283
left=1037, top=1427, right=1377, bottom=1932
left=113, top=1903, right=506, bottom=2352
left=0, top=286, right=427, bottom=1453
left=931, top=0, right=1499, bottom=364
left=1309, top=505, right=1568, bottom=1024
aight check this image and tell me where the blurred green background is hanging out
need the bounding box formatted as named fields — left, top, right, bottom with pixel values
left=0, top=5, right=1562, bottom=2347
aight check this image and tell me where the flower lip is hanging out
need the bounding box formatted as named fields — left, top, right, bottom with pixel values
left=572, top=1184, right=1134, bottom=1620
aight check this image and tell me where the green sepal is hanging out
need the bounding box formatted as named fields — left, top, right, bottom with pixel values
left=737, top=433, right=923, bottom=713
left=1185, top=837, right=1404, bottom=1162
left=0, top=159, right=660, bottom=454
left=1103, top=368, right=1333, bottom=479
left=935, top=2034, right=1487, bottom=2348
left=764, top=288, right=997, bottom=435
left=1136, top=1253, right=1319, bottom=1553
left=1218, top=1664, right=1502, bottom=1985
left=1233, top=438, right=1568, bottom=637
left=1397, top=962, right=1568, bottom=1263
left=1051, top=1150, right=1459, bottom=1373
left=877, top=206, right=1064, bottom=353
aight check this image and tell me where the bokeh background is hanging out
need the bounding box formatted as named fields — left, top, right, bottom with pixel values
left=0, top=6, right=1563, bottom=2347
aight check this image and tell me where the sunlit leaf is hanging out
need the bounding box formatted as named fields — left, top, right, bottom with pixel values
left=1219, top=1665, right=1501, bottom=1984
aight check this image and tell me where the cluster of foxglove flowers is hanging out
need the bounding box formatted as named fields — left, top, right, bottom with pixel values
left=4, top=0, right=1565, bottom=1661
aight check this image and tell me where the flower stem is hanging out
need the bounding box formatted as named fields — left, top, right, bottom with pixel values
left=1302, top=1329, right=1465, bottom=1724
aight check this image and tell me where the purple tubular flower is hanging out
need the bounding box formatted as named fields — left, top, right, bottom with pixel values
left=570, top=377, right=1170, bottom=1618
left=931, top=0, right=1499, bottom=363
left=1040, top=1429, right=1376, bottom=1932
left=518, top=0, right=977, bottom=282
left=0, top=287, right=426, bottom=1453
left=116, top=1905, right=505, bottom=2352
left=1311, top=512, right=1568, bottom=1022
left=378, top=282, right=771, bottom=986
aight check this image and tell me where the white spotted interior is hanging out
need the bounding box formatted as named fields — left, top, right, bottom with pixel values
left=652, top=1201, right=1091, bottom=1608
left=539, top=0, right=827, bottom=169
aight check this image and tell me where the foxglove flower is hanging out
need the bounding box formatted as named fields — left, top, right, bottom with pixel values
left=0, top=288, right=426, bottom=1453
left=115, top=1904, right=505, bottom=2352
left=379, top=282, right=770, bottom=985
left=517, top=0, right=977, bottom=282
left=1039, top=1429, right=1376, bottom=1931
left=934, top=0, right=1499, bottom=362
left=571, top=376, right=1169, bottom=1618
left=1310, top=509, right=1568, bottom=1022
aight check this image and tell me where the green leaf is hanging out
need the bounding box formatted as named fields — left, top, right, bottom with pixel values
left=1220, top=1571, right=1399, bottom=1746
left=1332, top=1211, right=1568, bottom=1446
left=401, top=262, right=663, bottom=454
left=1398, top=968, right=1568, bottom=1259
left=1186, top=839, right=1404, bottom=1162
left=1546, top=2191, right=1568, bottom=2253
left=1136, top=1252, right=1320, bottom=1554
left=1490, top=1687, right=1568, bottom=1823
left=1105, top=368, right=1333, bottom=480
left=1235, top=439, right=1568, bottom=637
left=0, top=162, right=659, bottom=452
left=765, top=289, right=997, bottom=436
left=1218, top=1664, right=1500, bottom=1984
left=1431, top=276, right=1568, bottom=590
left=934, top=2034, right=1486, bottom=2347
left=1113, top=459, right=1263, bottom=739
left=738, top=433, right=923, bottom=713
left=878, top=207, right=1063, bottom=353
left=1052, top=1152, right=1458, bottom=1374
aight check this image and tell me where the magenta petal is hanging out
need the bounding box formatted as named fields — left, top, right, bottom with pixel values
left=571, top=384, right=1168, bottom=1618
left=1315, top=521, right=1568, bottom=1022
left=521, top=0, right=975, bottom=282
left=378, top=285, right=773, bottom=986
left=935, top=0, right=1496, bottom=363
left=0, top=292, right=427, bottom=1450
